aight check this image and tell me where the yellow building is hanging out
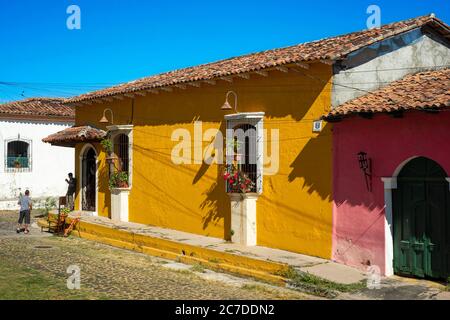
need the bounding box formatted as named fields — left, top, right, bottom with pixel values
left=42, top=13, right=449, bottom=267
left=44, top=29, right=345, bottom=260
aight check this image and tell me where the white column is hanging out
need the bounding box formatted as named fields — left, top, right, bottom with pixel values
left=381, top=177, right=397, bottom=276
left=229, top=193, right=258, bottom=246
left=111, top=188, right=130, bottom=222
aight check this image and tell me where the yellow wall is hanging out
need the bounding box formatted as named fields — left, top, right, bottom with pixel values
left=75, top=63, right=333, bottom=259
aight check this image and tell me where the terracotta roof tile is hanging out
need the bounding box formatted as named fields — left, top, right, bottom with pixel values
left=323, top=68, right=450, bottom=119
left=42, top=125, right=106, bottom=146
left=0, top=98, right=74, bottom=119
left=68, top=14, right=449, bottom=103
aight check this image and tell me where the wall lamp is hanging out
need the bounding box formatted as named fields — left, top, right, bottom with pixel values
left=99, top=108, right=114, bottom=125
left=357, top=151, right=372, bottom=192
left=221, top=91, right=238, bottom=113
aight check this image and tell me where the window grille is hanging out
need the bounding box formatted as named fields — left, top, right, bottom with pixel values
left=114, top=134, right=129, bottom=174
left=232, top=124, right=257, bottom=192
left=5, top=140, right=32, bottom=172
left=225, top=112, right=264, bottom=194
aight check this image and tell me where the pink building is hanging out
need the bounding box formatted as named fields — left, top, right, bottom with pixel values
left=325, top=69, right=450, bottom=278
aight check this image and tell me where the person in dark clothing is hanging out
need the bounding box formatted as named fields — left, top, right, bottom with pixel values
left=65, top=173, right=76, bottom=210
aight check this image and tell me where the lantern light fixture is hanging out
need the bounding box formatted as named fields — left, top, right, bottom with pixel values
left=221, top=91, right=238, bottom=113
left=99, top=108, right=114, bottom=124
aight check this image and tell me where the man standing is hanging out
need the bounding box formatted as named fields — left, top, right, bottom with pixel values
left=65, top=173, right=76, bottom=210
left=17, top=190, right=32, bottom=234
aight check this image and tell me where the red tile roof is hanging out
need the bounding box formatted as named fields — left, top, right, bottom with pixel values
left=323, top=68, right=450, bottom=120
left=42, top=125, right=106, bottom=147
left=0, top=98, right=74, bottom=119
left=68, top=14, right=449, bottom=103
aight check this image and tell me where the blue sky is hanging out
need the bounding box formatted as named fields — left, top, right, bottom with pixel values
left=0, top=0, right=448, bottom=102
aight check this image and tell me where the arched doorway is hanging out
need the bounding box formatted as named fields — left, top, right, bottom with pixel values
left=393, top=157, right=449, bottom=279
left=81, top=146, right=97, bottom=212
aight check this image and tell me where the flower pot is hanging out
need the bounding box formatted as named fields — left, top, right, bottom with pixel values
left=117, top=181, right=129, bottom=188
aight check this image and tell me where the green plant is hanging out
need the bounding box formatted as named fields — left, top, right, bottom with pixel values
left=60, top=207, right=71, bottom=215
left=276, top=266, right=365, bottom=298
left=109, top=171, right=129, bottom=189
left=44, top=197, right=57, bottom=214
left=191, top=263, right=206, bottom=273
left=230, top=229, right=235, bottom=237
left=101, top=139, right=113, bottom=154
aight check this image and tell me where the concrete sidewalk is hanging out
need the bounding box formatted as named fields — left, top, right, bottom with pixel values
left=39, top=211, right=366, bottom=286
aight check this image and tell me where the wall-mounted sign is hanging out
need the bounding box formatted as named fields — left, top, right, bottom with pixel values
left=312, top=120, right=323, bottom=133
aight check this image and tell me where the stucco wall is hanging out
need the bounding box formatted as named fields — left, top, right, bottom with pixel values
left=74, top=63, right=334, bottom=259
left=332, top=29, right=450, bottom=107
left=332, top=111, right=450, bottom=274
left=0, top=119, right=74, bottom=209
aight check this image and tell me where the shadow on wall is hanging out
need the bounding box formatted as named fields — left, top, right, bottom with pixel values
left=98, top=155, right=111, bottom=218
left=287, top=125, right=332, bottom=202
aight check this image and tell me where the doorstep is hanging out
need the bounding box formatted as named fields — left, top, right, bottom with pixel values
left=38, top=211, right=366, bottom=286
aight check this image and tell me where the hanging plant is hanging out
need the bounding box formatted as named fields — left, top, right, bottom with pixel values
left=100, top=138, right=113, bottom=155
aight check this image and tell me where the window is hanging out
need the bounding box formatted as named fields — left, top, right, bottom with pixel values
left=5, top=139, right=32, bottom=172
left=225, top=112, right=264, bottom=194
left=114, top=133, right=129, bottom=174
left=232, top=124, right=257, bottom=192
left=108, top=125, right=133, bottom=188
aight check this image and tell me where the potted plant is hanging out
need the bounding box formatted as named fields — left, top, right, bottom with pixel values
left=109, top=170, right=129, bottom=189
left=223, top=164, right=255, bottom=194
left=13, top=158, right=22, bottom=168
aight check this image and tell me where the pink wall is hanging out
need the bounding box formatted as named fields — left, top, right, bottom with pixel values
left=332, top=110, right=450, bottom=274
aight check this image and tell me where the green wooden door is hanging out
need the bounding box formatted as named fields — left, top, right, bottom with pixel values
left=393, top=157, right=449, bottom=279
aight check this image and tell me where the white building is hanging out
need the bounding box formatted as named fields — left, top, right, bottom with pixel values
left=0, top=98, right=74, bottom=209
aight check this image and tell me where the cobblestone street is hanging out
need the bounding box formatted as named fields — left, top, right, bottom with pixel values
left=0, top=211, right=310, bottom=300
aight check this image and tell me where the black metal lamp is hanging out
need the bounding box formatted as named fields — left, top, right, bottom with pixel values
left=357, top=151, right=372, bottom=191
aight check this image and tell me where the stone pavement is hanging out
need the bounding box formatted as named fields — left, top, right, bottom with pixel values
left=0, top=211, right=312, bottom=300
left=3, top=210, right=449, bottom=300
left=65, top=211, right=366, bottom=285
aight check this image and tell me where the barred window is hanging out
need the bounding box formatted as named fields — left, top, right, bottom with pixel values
left=225, top=112, right=264, bottom=194
left=114, top=133, right=129, bottom=174
left=5, top=140, right=31, bottom=172
left=233, top=124, right=257, bottom=192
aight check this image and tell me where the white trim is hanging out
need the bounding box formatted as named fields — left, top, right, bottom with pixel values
left=225, top=112, right=264, bottom=194
left=4, top=136, right=33, bottom=173
left=446, top=178, right=450, bottom=191
left=106, top=125, right=133, bottom=188
left=381, top=177, right=396, bottom=276
left=381, top=156, right=449, bottom=277
left=224, top=112, right=265, bottom=120
left=381, top=157, right=421, bottom=277
left=229, top=193, right=259, bottom=245
left=78, top=143, right=98, bottom=216
left=110, top=187, right=130, bottom=222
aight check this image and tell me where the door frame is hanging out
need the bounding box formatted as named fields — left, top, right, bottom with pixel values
left=79, top=143, right=99, bottom=216
left=382, top=156, right=450, bottom=276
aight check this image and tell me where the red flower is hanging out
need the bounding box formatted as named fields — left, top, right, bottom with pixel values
left=223, top=173, right=230, bottom=180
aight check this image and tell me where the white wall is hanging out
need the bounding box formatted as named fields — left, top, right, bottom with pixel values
left=0, top=119, right=74, bottom=209
left=332, top=29, right=450, bottom=106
